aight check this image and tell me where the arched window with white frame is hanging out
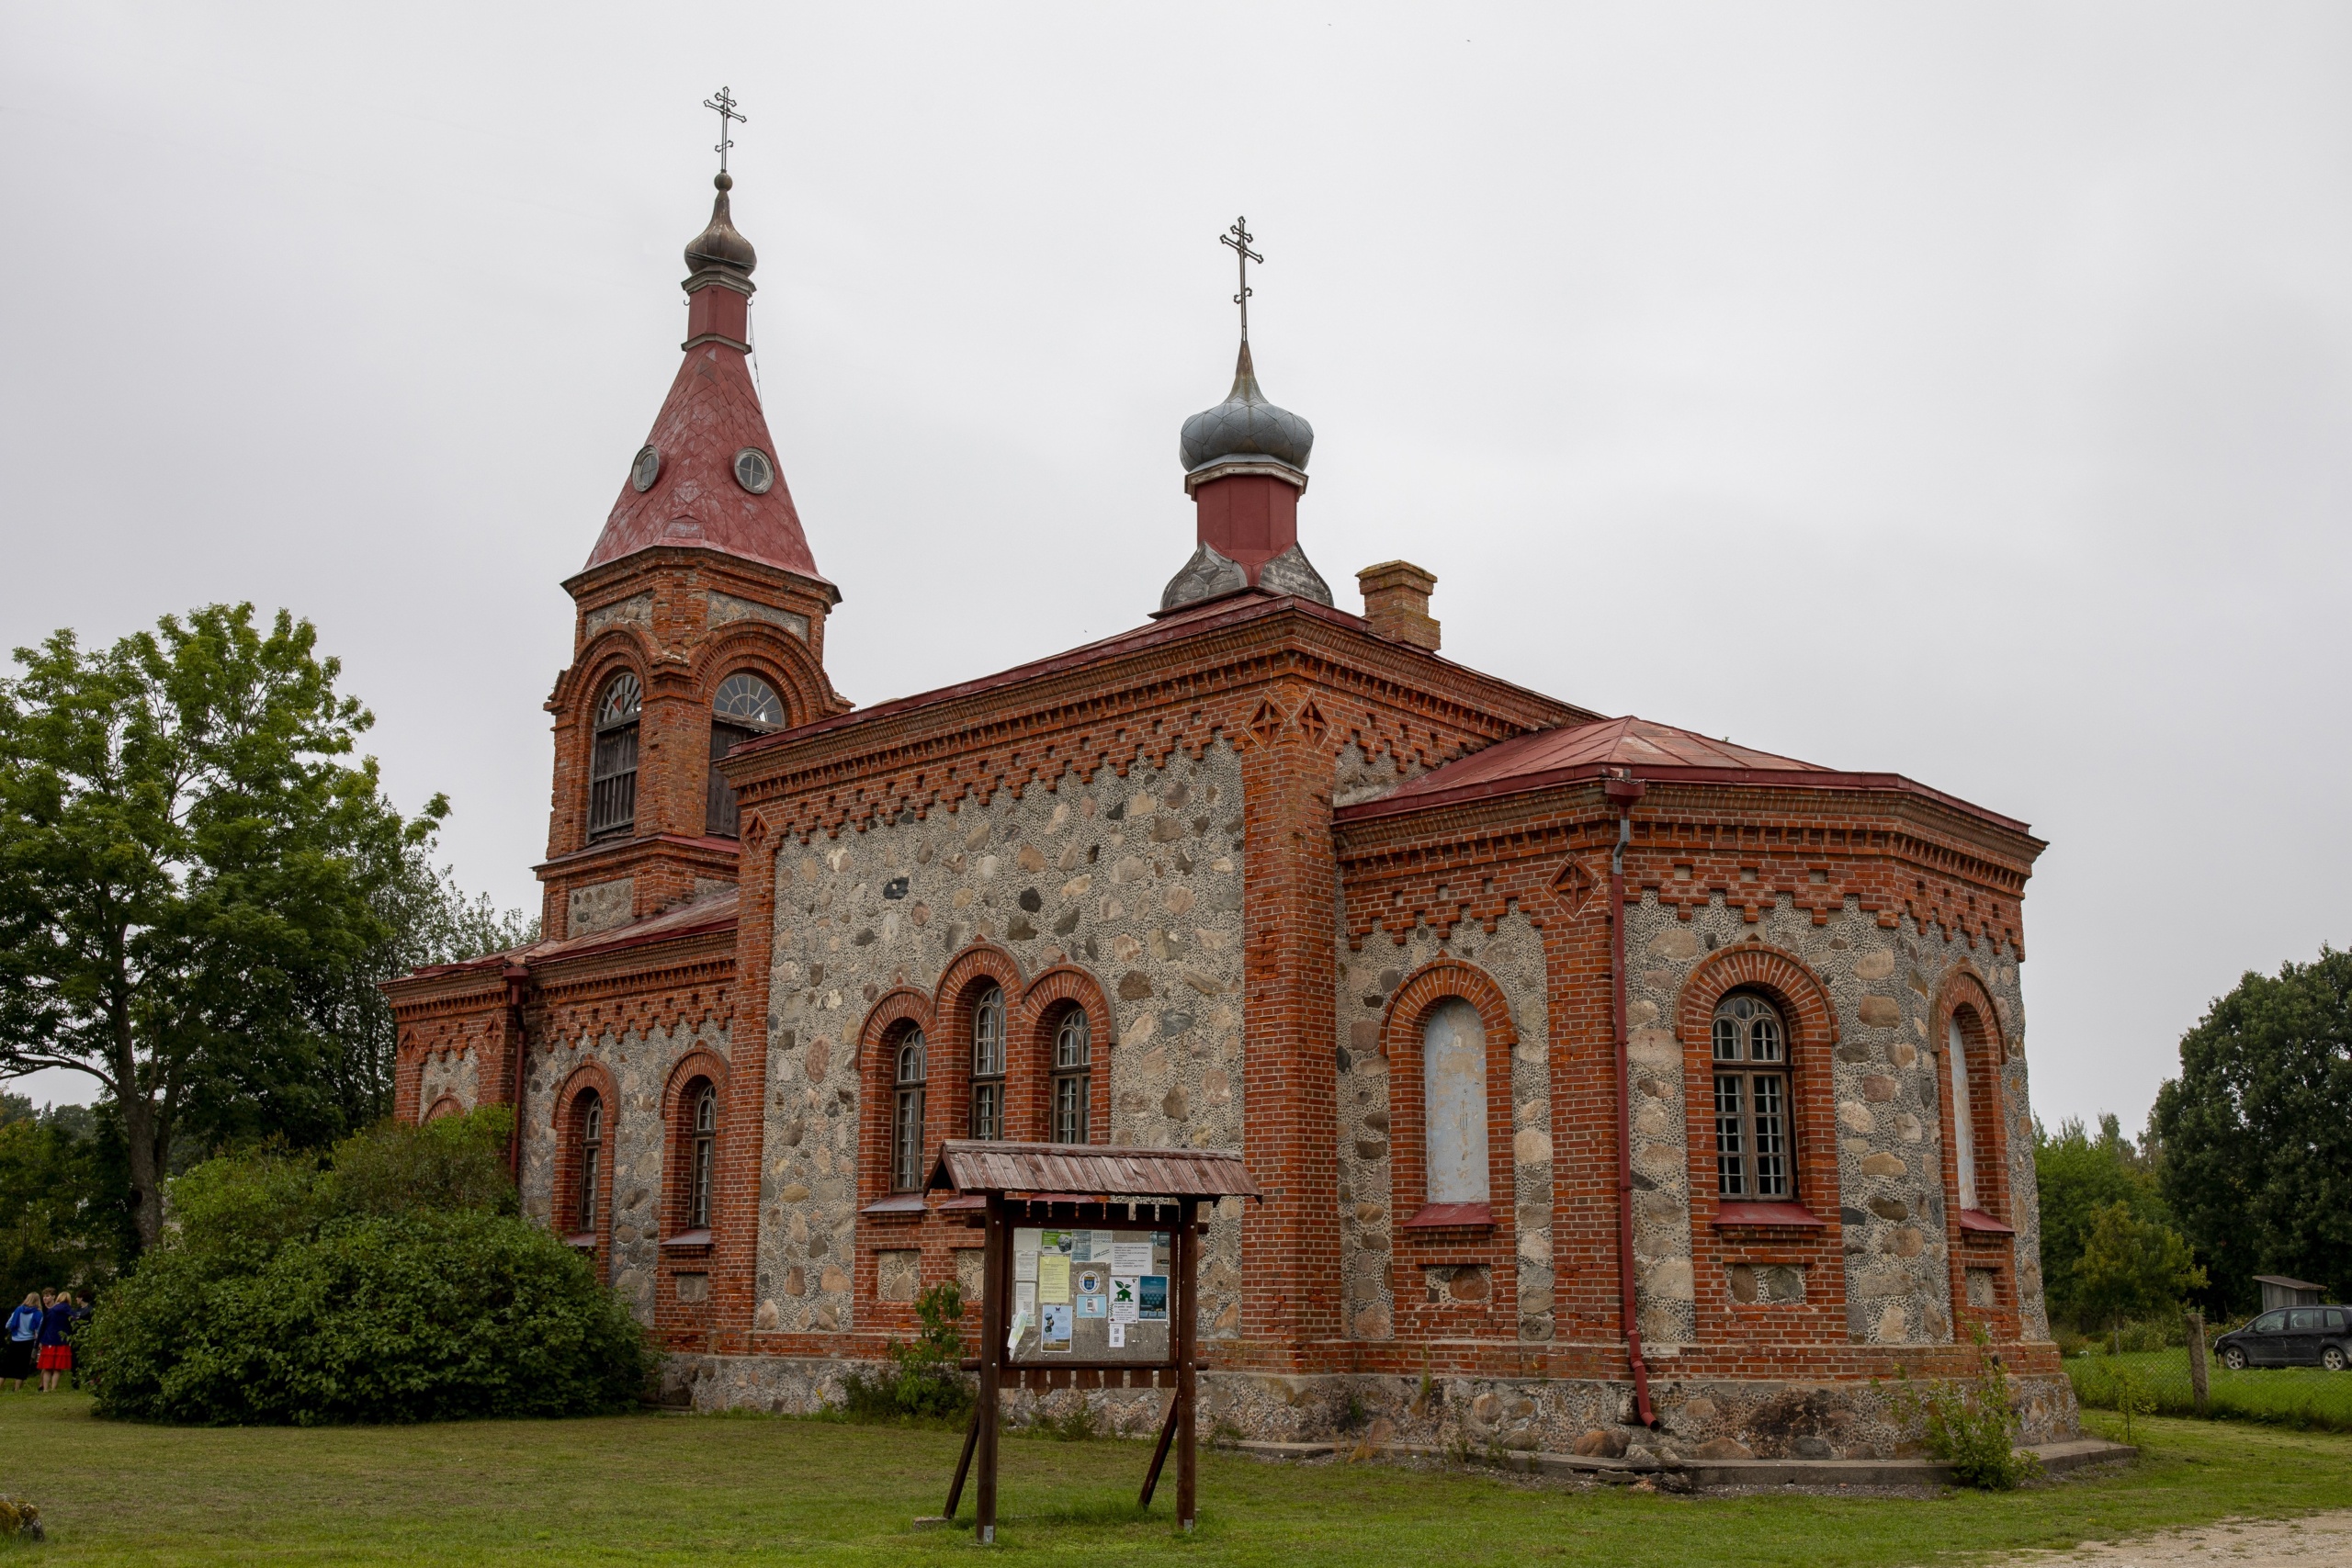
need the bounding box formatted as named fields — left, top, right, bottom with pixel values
left=686, top=1081, right=718, bottom=1230
left=1712, top=991, right=1792, bottom=1200
left=574, top=1090, right=604, bottom=1234
left=1051, top=1008, right=1091, bottom=1145
left=891, top=1027, right=929, bottom=1190
left=969, top=987, right=1005, bottom=1141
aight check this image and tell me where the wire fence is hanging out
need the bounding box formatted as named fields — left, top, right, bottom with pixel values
left=2066, top=1315, right=2352, bottom=1435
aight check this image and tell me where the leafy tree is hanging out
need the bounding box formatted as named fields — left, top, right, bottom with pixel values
left=0, top=604, right=456, bottom=1251
left=0, top=1092, right=132, bottom=1305
left=2033, top=1114, right=2168, bottom=1326
left=2071, top=1200, right=2206, bottom=1331
left=2150, top=948, right=2352, bottom=1312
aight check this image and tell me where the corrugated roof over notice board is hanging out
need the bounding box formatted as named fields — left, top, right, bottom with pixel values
left=926, top=1140, right=1261, bottom=1200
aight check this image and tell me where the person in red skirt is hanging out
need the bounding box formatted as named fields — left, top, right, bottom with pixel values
left=37, top=1289, right=73, bottom=1393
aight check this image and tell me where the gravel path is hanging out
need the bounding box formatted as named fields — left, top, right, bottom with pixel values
left=1990, top=1511, right=2352, bottom=1566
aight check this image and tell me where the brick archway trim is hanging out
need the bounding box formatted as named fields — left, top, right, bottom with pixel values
left=1383, top=957, right=1520, bottom=1052
left=1674, top=943, right=1840, bottom=1052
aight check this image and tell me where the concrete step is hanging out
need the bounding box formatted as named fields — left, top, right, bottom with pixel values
left=1227, top=1436, right=2138, bottom=1492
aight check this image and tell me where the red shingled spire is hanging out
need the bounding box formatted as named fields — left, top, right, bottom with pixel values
left=583, top=173, right=825, bottom=582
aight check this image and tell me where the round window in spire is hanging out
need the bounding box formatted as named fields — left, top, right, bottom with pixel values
left=733, top=447, right=775, bottom=495
left=629, top=446, right=662, bottom=493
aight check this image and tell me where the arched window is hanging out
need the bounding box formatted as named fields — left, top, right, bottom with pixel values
left=686, top=1082, right=718, bottom=1230
left=1051, top=1009, right=1091, bottom=1145
left=1712, top=992, right=1792, bottom=1199
left=589, top=673, right=642, bottom=840
left=1948, top=1014, right=1979, bottom=1211
left=891, top=1027, right=929, bottom=1190
left=707, top=672, right=786, bottom=838
left=969, top=987, right=1005, bottom=1140
left=1421, top=998, right=1490, bottom=1204
left=574, top=1090, right=604, bottom=1233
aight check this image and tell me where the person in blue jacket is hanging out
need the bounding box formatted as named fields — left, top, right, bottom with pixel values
left=2, top=1292, right=39, bottom=1393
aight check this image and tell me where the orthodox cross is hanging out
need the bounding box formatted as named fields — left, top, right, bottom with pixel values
left=704, top=86, right=746, bottom=176
left=1221, top=216, right=1261, bottom=338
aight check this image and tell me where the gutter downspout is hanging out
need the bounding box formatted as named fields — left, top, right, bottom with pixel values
left=503, top=964, right=531, bottom=1185
left=1604, top=772, right=1657, bottom=1427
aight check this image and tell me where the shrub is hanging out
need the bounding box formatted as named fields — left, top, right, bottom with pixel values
left=0, top=1496, right=42, bottom=1542
left=86, top=1108, right=648, bottom=1425
left=839, top=1281, right=973, bottom=1425
left=1888, top=1322, right=2045, bottom=1491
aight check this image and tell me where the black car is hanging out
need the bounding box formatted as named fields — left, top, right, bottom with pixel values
left=2213, top=1305, right=2351, bottom=1371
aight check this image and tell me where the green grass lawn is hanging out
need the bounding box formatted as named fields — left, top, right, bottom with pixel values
left=3, top=1393, right=2350, bottom=1565
left=2068, top=1348, right=2352, bottom=1431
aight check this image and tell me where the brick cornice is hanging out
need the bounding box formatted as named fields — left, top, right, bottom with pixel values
left=560, top=545, right=841, bottom=612
left=723, top=601, right=1591, bottom=835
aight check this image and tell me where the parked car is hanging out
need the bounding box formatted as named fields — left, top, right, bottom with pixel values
left=2213, top=1304, right=2351, bottom=1371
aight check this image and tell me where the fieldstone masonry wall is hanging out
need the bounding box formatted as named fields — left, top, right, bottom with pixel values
left=416, top=1048, right=480, bottom=1115
left=520, top=1017, right=730, bottom=1322
left=1621, top=890, right=2033, bottom=1348
left=757, top=741, right=1249, bottom=1337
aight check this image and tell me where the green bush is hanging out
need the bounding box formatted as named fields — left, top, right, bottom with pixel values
left=1888, top=1323, right=2045, bottom=1491
left=85, top=1108, right=648, bottom=1425
left=839, top=1281, right=973, bottom=1426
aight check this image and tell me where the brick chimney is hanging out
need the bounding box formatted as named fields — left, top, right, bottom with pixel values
left=1357, top=561, right=1440, bottom=651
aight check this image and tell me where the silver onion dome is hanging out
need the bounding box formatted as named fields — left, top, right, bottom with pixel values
left=1179, top=340, right=1313, bottom=475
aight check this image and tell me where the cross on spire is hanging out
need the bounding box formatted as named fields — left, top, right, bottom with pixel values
left=1221, top=216, right=1262, bottom=339
left=704, top=85, right=746, bottom=176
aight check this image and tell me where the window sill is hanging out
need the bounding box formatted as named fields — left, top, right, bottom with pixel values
left=1402, top=1202, right=1494, bottom=1231
left=563, top=1231, right=598, bottom=1250
left=861, top=1193, right=929, bottom=1218
left=660, top=1230, right=714, bottom=1250
left=1958, top=1208, right=2014, bottom=1236
left=1711, top=1201, right=1826, bottom=1230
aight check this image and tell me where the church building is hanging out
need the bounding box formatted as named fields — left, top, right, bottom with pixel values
left=385, top=152, right=2077, bottom=1459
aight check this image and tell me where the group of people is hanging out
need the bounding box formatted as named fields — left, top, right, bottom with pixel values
left=3, top=1289, right=87, bottom=1393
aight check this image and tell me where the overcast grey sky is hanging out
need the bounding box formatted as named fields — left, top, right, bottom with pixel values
left=4, top=4, right=2347, bottom=1131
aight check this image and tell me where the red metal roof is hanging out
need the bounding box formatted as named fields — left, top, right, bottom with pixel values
left=1338, top=715, right=2031, bottom=834
left=391, top=887, right=740, bottom=984
left=926, top=1140, right=1261, bottom=1200
left=1386, top=716, right=1829, bottom=800
left=583, top=341, right=824, bottom=581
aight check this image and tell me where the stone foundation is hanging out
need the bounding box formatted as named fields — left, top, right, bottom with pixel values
left=658, top=1352, right=2079, bottom=1461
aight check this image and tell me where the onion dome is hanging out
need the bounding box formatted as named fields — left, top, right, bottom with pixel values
left=1178, top=340, right=1313, bottom=477
left=684, top=173, right=758, bottom=276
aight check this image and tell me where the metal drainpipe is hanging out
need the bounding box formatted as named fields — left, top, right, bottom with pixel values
left=1604, top=772, right=1657, bottom=1427
left=503, top=964, right=531, bottom=1185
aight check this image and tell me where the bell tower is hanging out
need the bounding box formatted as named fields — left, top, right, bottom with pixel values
left=538, top=93, right=847, bottom=941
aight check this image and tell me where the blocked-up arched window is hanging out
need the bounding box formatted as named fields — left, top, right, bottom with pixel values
left=1422, top=998, right=1489, bottom=1204
left=1946, top=1014, right=1978, bottom=1210
left=892, top=1027, right=929, bottom=1190
left=1051, top=1008, right=1091, bottom=1145
left=969, top=987, right=1005, bottom=1141
left=1712, top=991, right=1792, bottom=1199
left=589, top=673, right=641, bottom=840
left=707, top=672, right=786, bottom=838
